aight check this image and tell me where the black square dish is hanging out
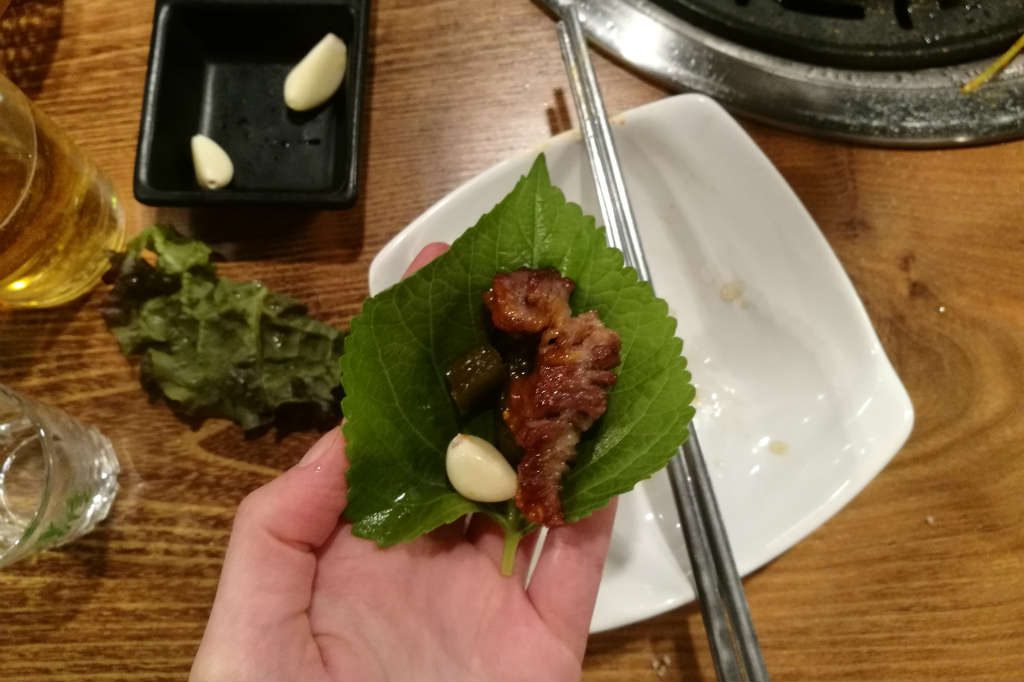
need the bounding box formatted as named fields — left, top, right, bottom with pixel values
left=134, top=0, right=369, bottom=207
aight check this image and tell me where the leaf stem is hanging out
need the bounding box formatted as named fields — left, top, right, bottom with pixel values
left=962, top=32, right=1024, bottom=94
left=501, top=528, right=522, bottom=576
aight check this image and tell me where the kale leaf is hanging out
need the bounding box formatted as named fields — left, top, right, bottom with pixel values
left=103, top=226, right=343, bottom=431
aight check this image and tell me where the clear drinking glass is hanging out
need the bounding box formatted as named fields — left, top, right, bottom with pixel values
left=0, top=384, right=119, bottom=568
left=0, top=72, right=125, bottom=308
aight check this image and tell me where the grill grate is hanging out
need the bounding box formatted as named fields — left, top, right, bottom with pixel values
left=651, top=0, right=1024, bottom=69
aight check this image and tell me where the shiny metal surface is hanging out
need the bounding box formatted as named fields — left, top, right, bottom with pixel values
left=537, top=0, right=1024, bottom=147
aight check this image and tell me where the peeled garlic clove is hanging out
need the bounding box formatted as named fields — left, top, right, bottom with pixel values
left=446, top=434, right=518, bottom=503
left=190, top=135, right=234, bottom=190
left=284, top=33, right=347, bottom=112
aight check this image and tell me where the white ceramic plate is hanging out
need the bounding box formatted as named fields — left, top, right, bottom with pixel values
left=368, top=94, right=914, bottom=632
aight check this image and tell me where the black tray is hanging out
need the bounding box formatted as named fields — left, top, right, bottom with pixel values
left=134, top=0, right=370, bottom=207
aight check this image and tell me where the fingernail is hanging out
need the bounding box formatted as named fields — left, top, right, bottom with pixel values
left=297, top=428, right=340, bottom=468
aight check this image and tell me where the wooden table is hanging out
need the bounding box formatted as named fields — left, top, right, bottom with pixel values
left=2, top=1, right=1022, bottom=680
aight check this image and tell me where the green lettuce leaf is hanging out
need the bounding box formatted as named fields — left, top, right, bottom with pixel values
left=103, top=225, right=344, bottom=431
left=340, top=155, right=695, bottom=563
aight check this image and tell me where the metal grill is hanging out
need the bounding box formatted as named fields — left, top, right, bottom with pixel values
left=653, top=0, right=1024, bottom=69
left=538, top=0, right=1024, bottom=145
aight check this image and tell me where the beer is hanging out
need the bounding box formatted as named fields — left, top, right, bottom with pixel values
left=0, top=75, right=124, bottom=308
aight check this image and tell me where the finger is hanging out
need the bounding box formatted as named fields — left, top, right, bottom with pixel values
left=217, top=427, right=347, bottom=617
left=466, top=513, right=539, bottom=582
left=193, top=429, right=346, bottom=673
left=526, top=499, right=618, bottom=659
left=402, top=242, right=449, bottom=278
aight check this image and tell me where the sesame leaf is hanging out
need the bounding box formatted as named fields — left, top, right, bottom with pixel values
left=341, top=155, right=694, bottom=548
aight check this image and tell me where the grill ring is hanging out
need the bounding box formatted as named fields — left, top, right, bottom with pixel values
left=538, top=0, right=1024, bottom=147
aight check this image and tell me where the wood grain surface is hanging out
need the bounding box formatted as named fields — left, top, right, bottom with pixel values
left=2, top=1, right=1023, bottom=680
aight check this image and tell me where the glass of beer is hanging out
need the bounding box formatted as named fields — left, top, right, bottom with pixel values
left=0, top=72, right=125, bottom=308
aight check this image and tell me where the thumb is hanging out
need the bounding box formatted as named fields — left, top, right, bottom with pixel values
left=192, top=428, right=346, bottom=680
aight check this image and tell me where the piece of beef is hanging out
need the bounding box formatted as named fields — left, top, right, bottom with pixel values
left=484, top=268, right=573, bottom=334
left=485, top=269, right=621, bottom=526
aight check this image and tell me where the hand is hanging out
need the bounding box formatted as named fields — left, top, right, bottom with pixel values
left=191, top=243, right=617, bottom=682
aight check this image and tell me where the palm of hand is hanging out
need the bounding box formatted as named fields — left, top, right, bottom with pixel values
left=311, top=524, right=596, bottom=682
left=191, top=430, right=614, bottom=682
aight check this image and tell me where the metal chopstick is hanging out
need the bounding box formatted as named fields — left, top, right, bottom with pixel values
left=555, top=5, right=770, bottom=681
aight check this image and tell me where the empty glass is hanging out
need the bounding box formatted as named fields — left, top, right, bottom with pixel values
left=0, top=384, right=119, bottom=568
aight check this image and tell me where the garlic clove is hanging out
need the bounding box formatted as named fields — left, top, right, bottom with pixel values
left=446, top=434, right=518, bottom=503
left=190, top=134, right=234, bottom=190
left=284, top=33, right=348, bottom=112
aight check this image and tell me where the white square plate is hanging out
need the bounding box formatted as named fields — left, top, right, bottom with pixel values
left=368, top=94, right=914, bottom=632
